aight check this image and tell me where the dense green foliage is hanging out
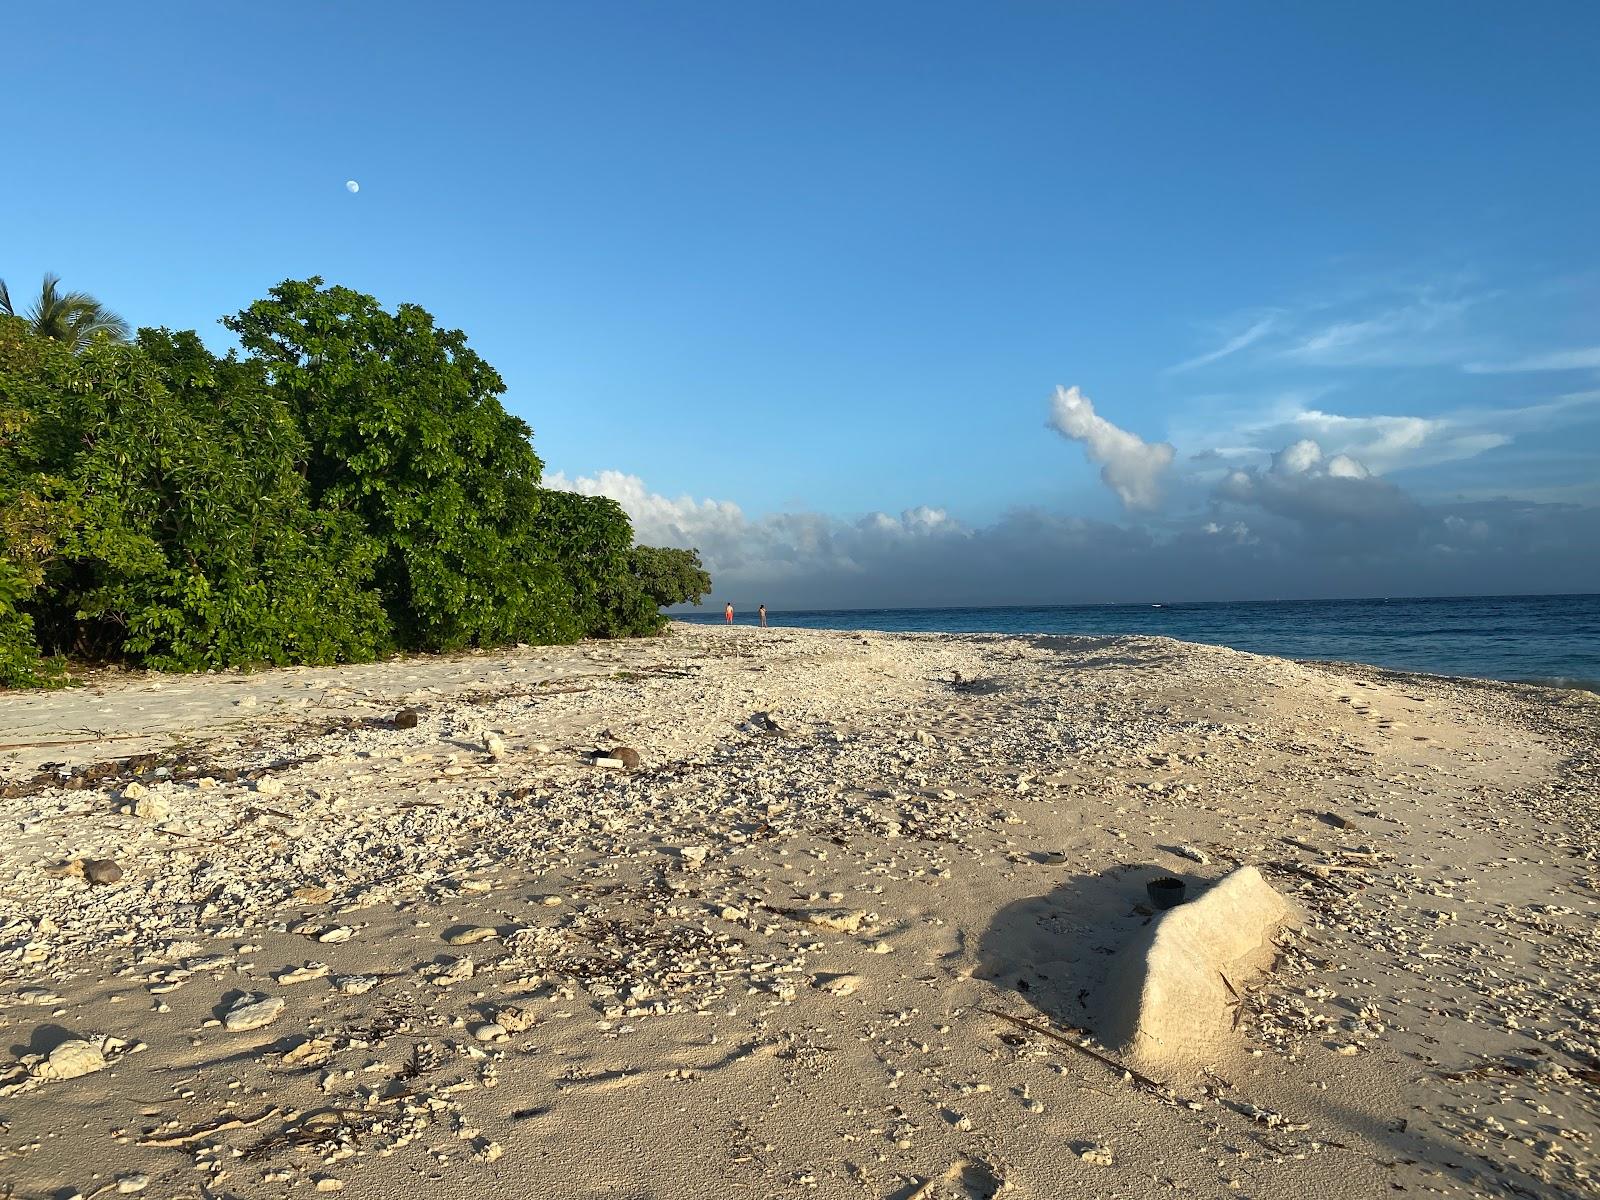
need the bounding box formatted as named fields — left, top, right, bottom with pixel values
left=629, top=546, right=713, bottom=608
left=0, top=277, right=713, bottom=687
left=0, top=318, right=390, bottom=680
left=224, top=279, right=574, bottom=651
left=537, top=490, right=663, bottom=640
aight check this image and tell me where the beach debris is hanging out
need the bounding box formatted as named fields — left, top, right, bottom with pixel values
left=676, top=844, right=709, bottom=871
left=590, top=743, right=641, bottom=770
left=796, top=907, right=866, bottom=933
left=126, top=792, right=169, bottom=819
left=445, top=924, right=499, bottom=946
left=425, top=956, right=475, bottom=987
left=2, top=622, right=1594, bottom=1196
left=814, top=973, right=863, bottom=996
left=483, top=731, right=507, bottom=759
left=1102, top=866, right=1299, bottom=1069
left=83, top=858, right=123, bottom=886
left=1147, top=876, right=1187, bottom=909
left=138, top=1106, right=282, bottom=1147
left=37, top=1039, right=109, bottom=1081
left=255, top=775, right=285, bottom=797
left=223, top=993, right=285, bottom=1031
left=116, top=1173, right=150, bottom=1193
left=1319, top=811, right=1353, bottom=829
left=983, top=1009, right=1178, bottom=1099
left=282, top=1037, right=334, bottom=1067
left=4, top=1035, right=134, bottom=1096
left=1229, top=1100, right=1310, bottom=1131
left=749, top=711, right=786, bottom=734
left=1175, top=843, right=1210, bottom=865
left=495, top=1005, right=534, bottom=1032
left=904, top=1155, right=1010, bottom=1199
left=275, top=962, right=330, bottom=986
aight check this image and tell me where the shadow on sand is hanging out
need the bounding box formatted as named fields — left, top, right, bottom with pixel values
left=973, top=863, right=1213, bottom=1033
left=976, top=870, right=1578, bottom=1199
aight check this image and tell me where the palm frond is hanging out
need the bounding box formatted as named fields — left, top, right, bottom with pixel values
left=9, top=273, right=130, bottom=349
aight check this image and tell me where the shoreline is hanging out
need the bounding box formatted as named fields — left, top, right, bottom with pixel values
left=1, top=623, right=1596, bottom=1198
left=673, top=593, right=1600, bottom=695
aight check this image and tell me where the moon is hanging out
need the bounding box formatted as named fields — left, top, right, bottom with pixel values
left=345, top=180, right=360, bottom=194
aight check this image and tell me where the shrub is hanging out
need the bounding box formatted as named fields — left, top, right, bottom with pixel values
left=224, top=279, right=570, bottom=650
left=0, top=318, right=391, bottom=673
left=629, top=545, right=713, bottom=608
left=0, top=278, right=700, bottom=685
left=537, top=490, right=664, bottom=638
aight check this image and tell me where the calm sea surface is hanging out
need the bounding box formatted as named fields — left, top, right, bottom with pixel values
left=678, top=594, right=1600, bottom=691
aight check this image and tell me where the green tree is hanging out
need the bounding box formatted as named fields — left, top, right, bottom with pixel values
left=0, top=274, right=129, bottom=352
left=1, top=317, right=84, bottom=684
left=629, top=545, right=713, bottom=608
left=537, top=491, right=664, bottom=638
left=225, top=278, right=570, bottom=650
left=0, top=317, right=390, bottom=674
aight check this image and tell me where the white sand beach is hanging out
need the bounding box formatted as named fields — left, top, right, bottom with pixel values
left=1, top=623, right=1596, bottom=1199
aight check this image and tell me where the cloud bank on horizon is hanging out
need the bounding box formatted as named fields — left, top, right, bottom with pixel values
left=547, top=273, right=1600, bottom=609
left=547, top=381, right=1600, bottom=608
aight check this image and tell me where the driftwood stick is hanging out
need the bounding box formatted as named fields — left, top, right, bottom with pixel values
left=0, top=733, right=155, bottom=752
left=139, top=1105, right=283, bottom=1147
left=980, top=1008, right=1183, bottom=1099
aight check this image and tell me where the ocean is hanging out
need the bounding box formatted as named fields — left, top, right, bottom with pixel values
left=677, top=593, right=1600, bottom=691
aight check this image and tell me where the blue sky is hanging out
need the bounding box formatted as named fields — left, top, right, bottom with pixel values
left=8, top=2, right=1599, bottom=603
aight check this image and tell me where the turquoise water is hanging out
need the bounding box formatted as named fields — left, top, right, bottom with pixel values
left=679, top=594, right=1600, bottom=690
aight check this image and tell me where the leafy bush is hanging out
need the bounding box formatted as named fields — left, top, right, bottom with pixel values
left=1, top=318, right=391, bottom=674
left=0, top=277, right=710, bottom=686
left=630, top=545, right=713, bottom=608
left=224, top=279, right=573, bottom=651
left=537, top=490, right=664, bottom=638
left=1, top=323, right=80, bottom=685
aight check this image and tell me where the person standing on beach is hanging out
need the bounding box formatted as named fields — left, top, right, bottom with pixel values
left=724, top=602, right=734, bottom=624
left=758, top=604, right=767, bottom=628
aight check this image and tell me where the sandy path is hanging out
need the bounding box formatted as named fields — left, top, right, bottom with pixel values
left=1, top=624, right=1595, bottom=1199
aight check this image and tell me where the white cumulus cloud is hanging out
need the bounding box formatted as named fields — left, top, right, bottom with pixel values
left=1046, top=385, right=1175, bottom=511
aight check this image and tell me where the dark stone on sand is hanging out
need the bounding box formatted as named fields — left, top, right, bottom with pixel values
left=393, top=709, right=420, bottom=730
left=84, top=858, right=123, bottom=886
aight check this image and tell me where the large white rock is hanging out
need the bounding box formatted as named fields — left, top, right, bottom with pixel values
left=1098, top=866, right=1299, bottom=1070
left=224, top=993, right=285, bottom=1031
left=35, top=1039, right=107, bottom=1080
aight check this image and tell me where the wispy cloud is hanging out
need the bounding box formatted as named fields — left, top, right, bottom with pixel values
left=1172, top=389, right=1600, bottom=480
left=1168, top=315, right=1277, bottom=373
left=1277, top=293, right=1482, bottom=367
left=1464, top=346, right=1600, bottom=373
